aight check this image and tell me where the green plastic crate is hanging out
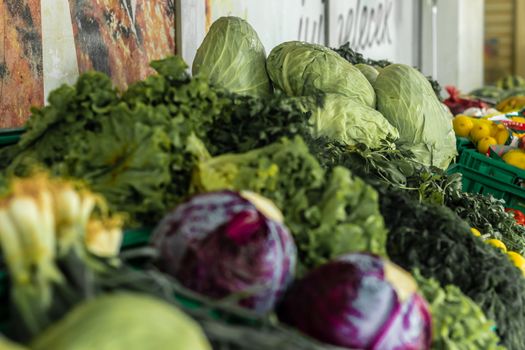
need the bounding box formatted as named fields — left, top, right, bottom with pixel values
left=0, top=128, right=24, bottom=147
left=449, top=148, right=525, bottom=212
left=456, top=149, right=525, bottom=186
left=121, top=228, right=152, bottom=249
left=456, top=137, right=474, bottom=154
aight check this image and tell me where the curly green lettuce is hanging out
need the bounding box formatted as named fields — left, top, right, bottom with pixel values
left=413, top=270, right=505, bottom=350
left=1, top=56, right=225, bottom=226
left=191, top=136, right=387, bottom=272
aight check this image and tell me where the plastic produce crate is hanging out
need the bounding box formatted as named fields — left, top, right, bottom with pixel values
left=456, top=137, right=474, bottom=154
left=0, top=128, right=24, bottom=147
left=121, top=227, right=152, bottom=250
left=457, top=149, right=525, bottom=186
left=448, top=149, right=525, bottom=212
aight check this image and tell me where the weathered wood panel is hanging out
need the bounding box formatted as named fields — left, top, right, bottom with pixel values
left=0, top=0, right=44, bottom=128
left=68, top=0, right=176, bottom=91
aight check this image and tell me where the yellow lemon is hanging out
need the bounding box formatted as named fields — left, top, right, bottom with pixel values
left=477, top=136, right=497, bottom=154
left=477, top=118, right=493, bottom=125
left=453, top=115, right=474, bottom=137
left=511, top=116, right=525, bottom=124
left=507, top=251, right=525, bottom=275
left=486, top=239, right=507, bottom=252
left=494, top=125, right=510, bottom=144
left=470, top=122, right=491, bottom=142
left=502, top=150, right=525, bottom=170
left=470, top=228, right=481, bottom=237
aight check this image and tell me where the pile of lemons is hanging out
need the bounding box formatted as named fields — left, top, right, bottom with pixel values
left=471, top=227, right=525, bottom=275
left=453, top=115, right=525, bottom=169
left=453, top=115, right=508, bottom=153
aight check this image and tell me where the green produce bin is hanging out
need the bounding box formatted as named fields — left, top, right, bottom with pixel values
left=457, top=148, right=525, bottom=186
left=121, top=228, right=152, bottom=249
left=0, top=128, right=24, bottom=147
left=456, top=137, right=474, bottom=154
left=448, top=149, right=525, bottom=212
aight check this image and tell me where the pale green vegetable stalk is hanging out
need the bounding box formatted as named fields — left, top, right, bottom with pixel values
left=0, top=173, right=124, bottom=339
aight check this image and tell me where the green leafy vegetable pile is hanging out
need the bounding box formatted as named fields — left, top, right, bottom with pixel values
left=204, top=92, right=312, bottom=156
left=445, top=190, right=525, bottom=255
left=0, top=57, right=226, bottom=226
left=413, top=270, right=505, bottom=350
left=381, top=188, right=525, bottom=350
left=191, top=136, right=387, bottom=272
left=1, top=16, right=523, bottom=349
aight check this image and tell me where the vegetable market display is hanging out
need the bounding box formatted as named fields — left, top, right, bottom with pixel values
left=1, top=16, right=525, bottom=349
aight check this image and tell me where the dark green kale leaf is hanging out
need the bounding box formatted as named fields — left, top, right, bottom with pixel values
left=204, top=92, right=313, bottom=156
left=380, top=187, right=525, bottom=350
left=445, top=189, right=525, bottom=255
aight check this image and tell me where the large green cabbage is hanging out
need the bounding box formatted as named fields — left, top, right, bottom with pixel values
left=192, top=17, right=271, bottom=97
left=374, top=64, right=456, bottom=169
left=31, top=293, right=211, bottom=350
left=299, top=94, right=398, bottom=148
left=266, top=41, right=375, bottom=107
left=355, top=64, right=379, bottom=85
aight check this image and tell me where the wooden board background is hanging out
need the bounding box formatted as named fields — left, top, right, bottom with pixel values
left=515, top=0, right=525, bottom=78
left=484, top=0, right=515, bottom=83
left=0, top=0, right=44, bottom=129
left=0, top=0, right=176, bottom=129
left=68, top=0, right=176, bottom=91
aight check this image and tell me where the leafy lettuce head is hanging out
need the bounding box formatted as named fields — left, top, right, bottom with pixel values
left=298, top=94, right=399, bottom=148
left=355, top=63, right=379, bottom=85
left=192, top=16, right=271, bottom=98
left=374, top=64, right=456, bottom=170
left=267, top=41, right=376, bottom=107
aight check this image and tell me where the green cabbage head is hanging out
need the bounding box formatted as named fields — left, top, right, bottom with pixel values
left=374, top=64, right=456, bottom=170
left=267, top=41, right=376, bottom=107
left=355, top=64, right=379, bottom=85
left=298, top=94, right=399, bottom=148
left=192, top=17, right=271, bottom=97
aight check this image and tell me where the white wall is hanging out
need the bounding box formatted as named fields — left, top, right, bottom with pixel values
left=177, top=1, right=206, bottom=68
left=327, top=0, right=419, bottom=66
left=420, top=0, right=484, bottom=93
left=180, top=0, right=420, bottom=68
left=179, top=0, right=325, bottom=66
left=177, top=0, right=484, bottom=89
left=458, top=0, right=484, bottom=91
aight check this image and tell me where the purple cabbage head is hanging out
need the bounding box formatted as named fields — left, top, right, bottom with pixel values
left=277, top=253, right=431, bottom=350
left=151, top=190, right=297, bottom=314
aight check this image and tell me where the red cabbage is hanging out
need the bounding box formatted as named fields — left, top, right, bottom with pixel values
left=151, top=190, right=296, bottom=313
left=277, top=253, right=431, bottom=349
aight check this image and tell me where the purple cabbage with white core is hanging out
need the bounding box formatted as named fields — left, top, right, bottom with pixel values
left=151, top=190, right=296, bottom=314
left=277, top=253, right=431, bottom=350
